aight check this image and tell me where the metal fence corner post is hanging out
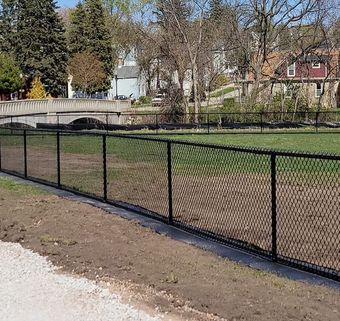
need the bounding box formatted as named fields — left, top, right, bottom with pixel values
left=271, top=153, right=277, bottom=262
left=23, top=129, right=27, bottom=178
left=167, top=141, right=173, bottom=225
left=103, top=134, right=107, bottom=202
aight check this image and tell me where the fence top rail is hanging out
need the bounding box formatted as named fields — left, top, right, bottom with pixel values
left=1, top=126, right=340, bottom=160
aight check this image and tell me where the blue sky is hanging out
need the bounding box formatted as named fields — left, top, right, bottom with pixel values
left=57, top=0, right=78, bottom=8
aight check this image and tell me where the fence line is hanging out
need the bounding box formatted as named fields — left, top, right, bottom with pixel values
left=1, top=110, right=339, bottom=134
left=0, top=127, right=339, bottom=281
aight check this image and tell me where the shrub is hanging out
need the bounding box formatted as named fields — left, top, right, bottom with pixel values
left=27, top=78, right=46, bottom=99
left=213, top=74, right=229, bottom=88
left=139, top=96, right=152, bottom=104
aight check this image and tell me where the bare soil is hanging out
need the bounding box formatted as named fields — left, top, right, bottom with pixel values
left=0, top=188, right=340, bottom=321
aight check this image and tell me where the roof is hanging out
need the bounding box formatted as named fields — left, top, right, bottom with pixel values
left=114, top=66, right=140, bottom=79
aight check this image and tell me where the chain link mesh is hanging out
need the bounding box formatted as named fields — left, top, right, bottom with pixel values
left=0, top=128, right=339, bottom=281
left=106, top=136, right=169, bottom=220
left=0, top=129, right=25, bottom=176
left=59, top=133, right=103, bottom=197
left=26, top=130, right=58, bottom=184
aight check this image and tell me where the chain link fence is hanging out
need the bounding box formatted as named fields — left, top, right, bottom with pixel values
left=0, top=128, right=339, bottom=281
left=1, top=111, right=340, bottom=134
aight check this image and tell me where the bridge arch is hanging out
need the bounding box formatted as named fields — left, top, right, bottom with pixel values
left=0, top=117, right=38, bottom=128
left=68, top=115, right=106, bottom=125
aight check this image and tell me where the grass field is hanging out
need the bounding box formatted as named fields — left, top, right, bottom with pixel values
left=209, top=86, right=235, bottom=98
left=165, top=133, right=340, bottom=155
left=0, top=131, right=338, bottom=190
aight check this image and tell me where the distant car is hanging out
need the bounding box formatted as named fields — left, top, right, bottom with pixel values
left=117, top=95, right=128, bottom=100
left=152, top=94, right=166, bottom=107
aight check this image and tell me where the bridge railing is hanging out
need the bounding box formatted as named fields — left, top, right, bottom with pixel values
left=0, top=99, right=131, bottom=116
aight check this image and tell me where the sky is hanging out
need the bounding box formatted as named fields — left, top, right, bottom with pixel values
left=57, top=0, right=78, bottom=8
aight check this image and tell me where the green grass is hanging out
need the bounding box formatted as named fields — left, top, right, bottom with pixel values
left=0, top=177, right=48, bottom=195
left=165, top=133, right=340, bottom=155
left=0, top=132, right=339, bottom=183
left=209, top=87, right=235, bottom=98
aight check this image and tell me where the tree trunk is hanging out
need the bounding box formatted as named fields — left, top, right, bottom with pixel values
left=192, top=62, right=200, bottom=123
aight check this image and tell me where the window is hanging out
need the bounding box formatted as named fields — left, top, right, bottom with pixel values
left=312, top=62, right=321, bottom=69
left=315, top=83, right=323, bottom=97
left=287, top=63, right=295, bottom=77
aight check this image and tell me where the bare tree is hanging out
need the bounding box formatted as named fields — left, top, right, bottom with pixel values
left=69, top=51, right=106, bottom=95
left=155, top=0, right=210, bottom=122
left=228, top=0, right=331, bottom=109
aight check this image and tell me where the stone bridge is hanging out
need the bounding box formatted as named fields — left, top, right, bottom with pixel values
left=0, top=99, right=132, bottom=128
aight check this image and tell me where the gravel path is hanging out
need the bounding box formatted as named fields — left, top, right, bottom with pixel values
left=0, top=241, right=163, bottom=321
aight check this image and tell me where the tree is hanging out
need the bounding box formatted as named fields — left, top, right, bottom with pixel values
left=7, top=0, right=69, bottom=97
left=0, top=53, right=23, bottom=100
left=0, top=0, right=18, bottom=53
left=67, top=0, right=115, bottom=91
left=27, top=77, right=46, bottom=99
left=155, top=0, right=211, bottom=122
left=68, top=51, right=106, bottom=95
left=67, top=2, right=88, bottom=55
left=229, top=0, right=330, bottom=109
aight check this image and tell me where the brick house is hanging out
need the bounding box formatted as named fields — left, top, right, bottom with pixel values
left=241, top=49, right=340, bottom=109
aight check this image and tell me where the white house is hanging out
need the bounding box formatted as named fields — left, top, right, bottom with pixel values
left=68, top=48, right=147, bottom=100
left=108, top=65, right=146, bottom=100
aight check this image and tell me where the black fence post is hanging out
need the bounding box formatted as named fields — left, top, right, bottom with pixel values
left=315, top=112, right=319, bottom=133
left=167, top=141, right=173, bottom=225
left=207, top=113, right=210, bottom=135
left=106, top=113, right=109, bottom=134
left=0, top=138, right=2, bottom=171
left=156, top=114, right=159, bottom=134
left=23, top=129, right=27, bottom=178
left=103, top=134, right=107, bottom=202
left=260, top=112, right=264, bottom=134
left=271, top=153, right=277, bottom=262
left=57, top=131, right=61, bottom=187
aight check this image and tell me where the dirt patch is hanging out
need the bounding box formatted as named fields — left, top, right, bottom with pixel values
left=0, top=188, right=340, bottom=321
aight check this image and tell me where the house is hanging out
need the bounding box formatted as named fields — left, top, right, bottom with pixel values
left=108, top=66, right=146, bottom=100
left=241, top=49, right=340, bottom=108
left=68, top=49, right=147, bottom=100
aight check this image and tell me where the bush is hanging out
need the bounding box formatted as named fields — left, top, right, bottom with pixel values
left=0, top=53, right=23, bottom=98
left=139, top=96, right=152, bottom=104
left=213, top=74, right=229, bottom=88
left=222, top=98, right=242, bottom=112
left=27, top=77, right=46, bottom=99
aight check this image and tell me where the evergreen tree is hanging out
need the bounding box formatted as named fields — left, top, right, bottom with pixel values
left=14, top=0, right=68, bottom=97
left=67, top=2, right=88, bottom=55
left=0, top=0, right=18, bottom=52
left=0, top=53, right=23, bottom=100
left=68, top=0, right=114, bottom=91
